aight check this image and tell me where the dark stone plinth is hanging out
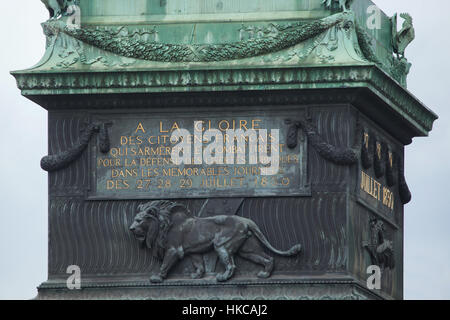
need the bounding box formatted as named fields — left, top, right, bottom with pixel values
left=36, top=277, right=383, bottom=300
left=23, top=87, right=423, bottom=300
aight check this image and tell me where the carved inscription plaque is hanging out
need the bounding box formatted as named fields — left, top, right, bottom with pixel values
left=358, top=170, right=397, bottom=220
left=90, top=111, right=309, bottom=199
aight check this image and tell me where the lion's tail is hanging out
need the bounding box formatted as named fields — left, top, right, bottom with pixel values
left=247, top=220, right=302, bottom=256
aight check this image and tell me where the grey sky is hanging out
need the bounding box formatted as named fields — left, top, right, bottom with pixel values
left=0, top=0, right=449, bottom=299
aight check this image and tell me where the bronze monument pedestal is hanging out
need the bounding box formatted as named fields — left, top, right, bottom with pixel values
left=12, top=0, right=437, bottom=300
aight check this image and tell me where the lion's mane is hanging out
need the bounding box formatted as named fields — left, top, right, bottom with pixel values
left=137, top=200, right=191, bottom=260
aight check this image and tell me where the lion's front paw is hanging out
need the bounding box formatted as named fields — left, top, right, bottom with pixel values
left=150, top=275, right=163, bottom=283
left=257, top=271, right=270, bottom=279
left=216, top=273, right=229, bottom=282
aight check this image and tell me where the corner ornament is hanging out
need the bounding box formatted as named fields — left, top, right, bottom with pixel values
left=41, top=121, right=110, bottom=172
left=363, top=218, right=395, bottom=270
left=41, top=0, right=80, bottom=28
left=391, top=13, right=415, bottom=59
left=129, top=201, right=302, bottom=283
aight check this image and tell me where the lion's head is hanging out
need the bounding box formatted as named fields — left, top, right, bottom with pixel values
left=129, top=200, right=190, bottom=259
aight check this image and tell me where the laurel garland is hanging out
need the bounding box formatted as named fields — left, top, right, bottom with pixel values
left=286, top=118, right=358, bottom=166
left=398, top=156, right=412, bottom=204
left=61, top=14, right=346, bottom=63
left=40, top=122, right=110, bottom=172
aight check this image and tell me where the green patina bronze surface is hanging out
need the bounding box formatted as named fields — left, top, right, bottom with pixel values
left=12, top=0, right=436, bottom=137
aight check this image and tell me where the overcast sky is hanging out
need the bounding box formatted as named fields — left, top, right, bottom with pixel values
left=0, top=0, right=449, bottom=300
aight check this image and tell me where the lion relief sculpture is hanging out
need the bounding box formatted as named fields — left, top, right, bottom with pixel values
left=129, top=200, right=302, bottom=283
